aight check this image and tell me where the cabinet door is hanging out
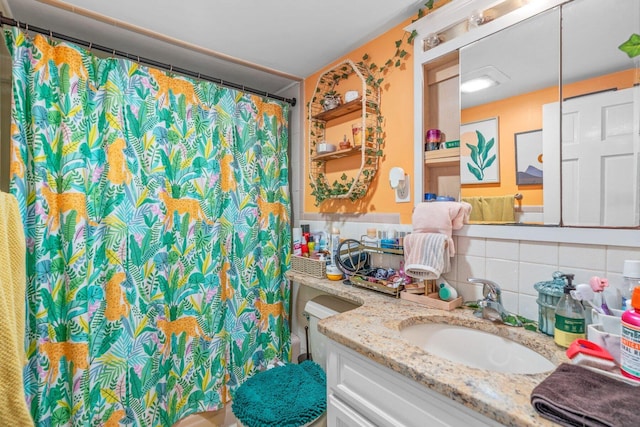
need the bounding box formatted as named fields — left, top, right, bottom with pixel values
left=328, top=394, right=376, bottom=427
left=327, top=340, right=502, bottom=427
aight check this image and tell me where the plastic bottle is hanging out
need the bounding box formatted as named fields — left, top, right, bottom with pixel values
left=329, top=227, right=340, bottom=266
left=621, top=286, right=640, bottom=380
left=292, top=227, right=302, bottom=256
left=622, top=260, right=640, bottom=310
left=438, top=279, right=458, bottom=301
left=361, top=228, right=379, bottom=248
left=554, top=274, right=585, bottom=348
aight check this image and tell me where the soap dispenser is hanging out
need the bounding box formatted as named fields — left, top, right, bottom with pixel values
left=553, top=273, right=585, bottom=348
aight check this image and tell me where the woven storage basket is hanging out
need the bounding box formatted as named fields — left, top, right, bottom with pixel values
left=290, top=255, right=326, bottom=279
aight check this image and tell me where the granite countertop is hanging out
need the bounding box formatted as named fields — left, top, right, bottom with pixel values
left=287, top=270, right=568, bottom=427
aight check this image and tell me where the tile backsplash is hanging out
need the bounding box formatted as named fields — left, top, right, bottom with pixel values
left=296, top=220, right=640, bottom=323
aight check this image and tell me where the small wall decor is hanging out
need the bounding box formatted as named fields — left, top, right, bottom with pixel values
left=460, top=117, right=499, bottom=184
left=514, top=129, right=543, bottom=185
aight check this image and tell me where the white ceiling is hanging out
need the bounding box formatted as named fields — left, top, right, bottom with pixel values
left=3, top=0, right=427, bottom=96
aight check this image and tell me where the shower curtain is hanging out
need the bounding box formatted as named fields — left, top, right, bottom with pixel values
left=5, top=27, right=291, bottom=426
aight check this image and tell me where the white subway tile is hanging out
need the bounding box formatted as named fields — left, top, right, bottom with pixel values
left=457, top=281, right=482, bottom=302
left=558, top=243, right=606, bottom=271
left=518, top=294, right=540, bottom=323
left=605, top=246, right=640, bottom=274
left=485, top=259, right=519, bottom=293
left=486, top=239, right=519, bottom=261
left=518, top=263, right=560, bottom=296
left=557, top=267, right=605, bottom=287
left=520, top=241, right=559, bottom=265
left=456, top=255, right=486, bottom=283
left=501, top=290, right=519, bottom=314
left=457, top=236, right=485, bottom=257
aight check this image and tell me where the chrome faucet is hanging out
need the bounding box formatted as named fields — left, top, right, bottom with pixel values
left=467, top=278, right=522, bottom=326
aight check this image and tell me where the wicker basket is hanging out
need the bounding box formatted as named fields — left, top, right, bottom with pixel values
left=290, top=255, right=326, bottom=279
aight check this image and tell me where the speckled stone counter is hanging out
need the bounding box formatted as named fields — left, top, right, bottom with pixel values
left=287, top=271, right=568, bottom=427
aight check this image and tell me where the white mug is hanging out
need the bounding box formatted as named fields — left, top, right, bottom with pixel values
left=345, top=91, right=359, bottom=103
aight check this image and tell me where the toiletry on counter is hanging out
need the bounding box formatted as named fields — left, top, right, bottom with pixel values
left=621, top=286, right=640, bottom=381
left=438, top=279, right=458, bottom=301
left=292, top=227, right=302, bottom=256
left=329, top=227, right=340, bottom=266
left=554, top=273, right=585, bottom=348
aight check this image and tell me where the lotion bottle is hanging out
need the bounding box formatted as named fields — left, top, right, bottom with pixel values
left=621, top=286, right=640, bottom=380
left=554, top=274, right=585, bottom=348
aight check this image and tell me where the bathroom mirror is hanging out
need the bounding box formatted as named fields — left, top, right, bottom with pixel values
left=458, top=0, right=640, bottom=227
left=460, top=7, right=560, bottom=224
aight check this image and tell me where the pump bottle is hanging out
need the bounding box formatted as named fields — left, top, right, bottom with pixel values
left=621, top=286, right=640, bottom=380
left=554, top=274, right=585, bottom=348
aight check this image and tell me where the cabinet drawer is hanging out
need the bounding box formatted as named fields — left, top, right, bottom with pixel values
left=328, top=394, right=377, bottom=427
left=327, top=340, right=501, bottom=427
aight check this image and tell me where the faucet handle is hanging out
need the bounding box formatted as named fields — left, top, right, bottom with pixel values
left=467, top=278, right=502, bottom=303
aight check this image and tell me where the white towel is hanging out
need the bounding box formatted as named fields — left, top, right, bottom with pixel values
left=403, top=233, right=450, bottom=280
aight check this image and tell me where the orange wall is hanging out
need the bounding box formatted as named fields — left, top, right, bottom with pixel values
left=302, top=1, right=454, bottom=224
left=460, top=69, right=637, bottom=204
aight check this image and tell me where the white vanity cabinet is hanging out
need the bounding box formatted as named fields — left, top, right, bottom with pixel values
left=326, top=340, right=502, bottom=427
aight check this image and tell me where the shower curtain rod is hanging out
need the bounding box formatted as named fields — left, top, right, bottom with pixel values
left=0, top=14, right=297, bottom=106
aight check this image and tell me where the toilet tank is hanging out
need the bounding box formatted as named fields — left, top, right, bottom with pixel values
left=304, top=295, right=359, bottom=370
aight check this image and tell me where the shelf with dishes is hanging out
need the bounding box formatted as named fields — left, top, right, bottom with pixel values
left=308, top=58, right=382, bottom=203
left=312, top=97, right=376, bottom=121
left=312, top=145, right=362, bottom=161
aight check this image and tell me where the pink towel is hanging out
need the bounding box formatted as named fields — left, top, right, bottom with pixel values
left=412, top=201, right=471, bottom=256
left=403, top=233, right=450, bottom=280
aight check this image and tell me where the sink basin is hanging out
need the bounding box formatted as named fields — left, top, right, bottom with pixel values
left=400, top=323, right=555, bottom=374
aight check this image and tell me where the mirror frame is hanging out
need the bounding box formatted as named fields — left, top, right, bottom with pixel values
left=408, top=0, right=640, bottom=247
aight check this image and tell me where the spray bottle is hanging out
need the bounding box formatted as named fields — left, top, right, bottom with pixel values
left=554, top=273, right=585, bottom=348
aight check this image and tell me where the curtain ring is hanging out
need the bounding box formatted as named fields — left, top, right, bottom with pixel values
left=136, top=55, right=140, bottom=64
left=169, top=65, right=173, bottom=72
left=25, top=23, right=29, bottom=33
left=88, top=42, right=92, bottom=51
left=49, top=29, right=52, bottom=38
left=112, top=48, right=116, bottom=56
left=197, top=72, right=201, bottom=79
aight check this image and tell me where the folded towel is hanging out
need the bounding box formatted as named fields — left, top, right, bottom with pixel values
left=531, top=363, right=640, bottom=427
left=0, top=192, right=34, bottom=426
left=461, top=196, right=515, bottom=223
left=463, top=196, right=483, bottom=222
left=412, top=201, right=471, bottom=256
left=232, top=361, right=326, bottom=427
left=403, top=233, right=450, bottom=280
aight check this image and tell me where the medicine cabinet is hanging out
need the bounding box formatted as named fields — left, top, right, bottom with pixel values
left=408, top=0, right=640, bottom=228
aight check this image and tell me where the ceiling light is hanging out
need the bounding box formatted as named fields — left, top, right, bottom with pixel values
left=460, top=76, right=498, bottom=93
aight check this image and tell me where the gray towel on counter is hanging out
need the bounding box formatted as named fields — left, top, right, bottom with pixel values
left=531, top=363, right=640, bottom=427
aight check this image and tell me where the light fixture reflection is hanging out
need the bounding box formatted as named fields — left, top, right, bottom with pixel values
left=460, top=76, right=498, bottom=93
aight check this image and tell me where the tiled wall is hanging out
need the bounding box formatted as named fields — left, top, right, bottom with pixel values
left=450, top=236, right=640, bottom=322
left=294, top=220, right=640, bottom=325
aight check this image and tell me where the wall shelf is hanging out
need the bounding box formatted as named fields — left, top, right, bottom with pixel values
left=308, top=59, right=381, bottom=203
left=424, top=147, right=460, bottom=165
left=312, top=145, right=362, bottom=161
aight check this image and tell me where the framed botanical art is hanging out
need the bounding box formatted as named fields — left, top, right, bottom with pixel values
left=460, top=117, right=499, bottom=184
left=514, top=129, right=543, bottom=185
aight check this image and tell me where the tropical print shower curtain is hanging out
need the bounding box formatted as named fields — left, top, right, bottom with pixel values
left=5, top=27, right=291, bottom=426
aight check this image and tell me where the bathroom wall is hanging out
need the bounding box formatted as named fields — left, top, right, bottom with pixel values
left=290, top=219, right=640, bottom=347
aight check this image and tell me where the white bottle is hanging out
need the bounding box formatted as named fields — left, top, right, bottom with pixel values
left=292, top=227, right=302, bottom=256
left=438, top=278, right=458, bottom=301
left=330, top=227, right=340, bottom=266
